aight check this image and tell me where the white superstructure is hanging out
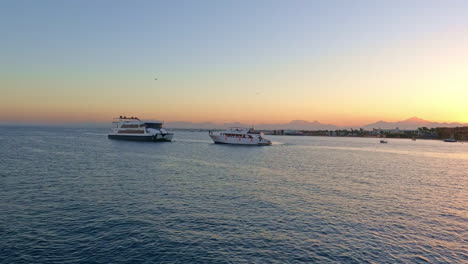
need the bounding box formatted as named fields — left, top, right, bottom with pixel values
left=209, top=127, right=272, bottom=145
left=108, top=116, right=173, bottom=142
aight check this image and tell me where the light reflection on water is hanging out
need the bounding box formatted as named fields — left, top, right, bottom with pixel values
left=1, top=127, right=467, bottom=263
left=305, top=145, right=468, bottom=160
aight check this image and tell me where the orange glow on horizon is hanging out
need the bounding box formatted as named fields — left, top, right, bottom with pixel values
left=3, top=29, right=468, bottom=127
left=1, top=105, right=467, bottom=127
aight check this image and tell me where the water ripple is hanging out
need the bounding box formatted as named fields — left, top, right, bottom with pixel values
left=0, top=128, right=466, bottom=263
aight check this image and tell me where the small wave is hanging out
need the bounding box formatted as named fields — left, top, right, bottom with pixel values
left=22, top=146, right=47, bottom=153
left=301, top=145, right=468, bottom=160
left=83, top=132, right=107, bottom=136
left=272, top=141, right=289, bottom=146
left=410, top=255, right=430, bottom=263
left=52, top=151, right=78, bottom=157
left=174, top=139, right=213, bottom=144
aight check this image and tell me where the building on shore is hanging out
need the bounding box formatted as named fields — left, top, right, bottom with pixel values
left=284, top=130, right=305, bottom=136
left=258, top=126, right=468, bottom=141
left=435, top=126, right=468, bottom=141
left=369, top=127, right=418, bottom=138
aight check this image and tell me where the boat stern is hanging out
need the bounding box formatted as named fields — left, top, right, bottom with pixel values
left=157, top=132, right=174, bottom=142
left=259, top=139, right=272, bottom=145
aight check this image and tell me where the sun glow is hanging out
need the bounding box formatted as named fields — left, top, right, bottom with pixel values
left=2, top=1, right=468, bottom=126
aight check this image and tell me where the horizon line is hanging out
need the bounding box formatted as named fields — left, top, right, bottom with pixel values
left=2, top=117, right=467, bottom=129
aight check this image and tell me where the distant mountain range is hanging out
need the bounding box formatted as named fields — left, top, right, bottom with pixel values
left=362, top=117, right=468, bottom=130
left=166, top=120, right=338, bottom=130
left=255, top=120, right=339, bottom=130
left=166, top=117, right=468, bottom=130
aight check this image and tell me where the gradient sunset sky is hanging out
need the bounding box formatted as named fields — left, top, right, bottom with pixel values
left=2, top=0, right=468, bottom=126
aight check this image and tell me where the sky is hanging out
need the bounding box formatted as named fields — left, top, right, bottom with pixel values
left=1, top=0, right=468, bottom=126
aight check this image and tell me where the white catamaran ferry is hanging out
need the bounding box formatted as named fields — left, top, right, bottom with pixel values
left=209, top=127, right=272, bottom=145
left=108, top=116, right=173, bottom=142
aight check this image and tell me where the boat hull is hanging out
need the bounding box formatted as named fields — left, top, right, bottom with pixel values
left=108, top=133, right=173, bottom=142
left=443, top=138, right=457, bottom=142
left=209, top=135, right=271, bottom=146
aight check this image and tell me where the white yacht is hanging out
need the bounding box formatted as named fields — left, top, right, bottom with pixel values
left=108, top=116, right=173, bottom=142
left=209, top=127, right=272, bottom=146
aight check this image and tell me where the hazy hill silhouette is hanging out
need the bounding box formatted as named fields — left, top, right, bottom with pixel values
left=165, top=117, right=467, bottom=130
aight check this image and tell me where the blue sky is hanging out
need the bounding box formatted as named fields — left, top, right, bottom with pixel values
left=2, top=0, right=468, bottom=124
left=3, top=0, right=461, bottom=71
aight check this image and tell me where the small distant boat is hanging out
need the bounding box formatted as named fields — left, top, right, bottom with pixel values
left=380, top=140, right=388, bottom=144
left=209, top=127, right=272, bottom=145
left=108, top=116, right=173, bottom=142
left=443, top=138, right=457, bottom=143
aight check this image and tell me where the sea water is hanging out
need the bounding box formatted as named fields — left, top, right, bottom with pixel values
left=1, top=126, right=467, bottom=263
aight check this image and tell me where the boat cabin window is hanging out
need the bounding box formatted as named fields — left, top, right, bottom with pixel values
left=145, top=123, right=162, bottom=129
left=121, top=124, right=144, bottom=128
left=223, top=133, right=246, bottom=138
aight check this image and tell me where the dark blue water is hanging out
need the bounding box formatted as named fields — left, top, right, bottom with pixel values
left=1, top=126, right=467, bottom=263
